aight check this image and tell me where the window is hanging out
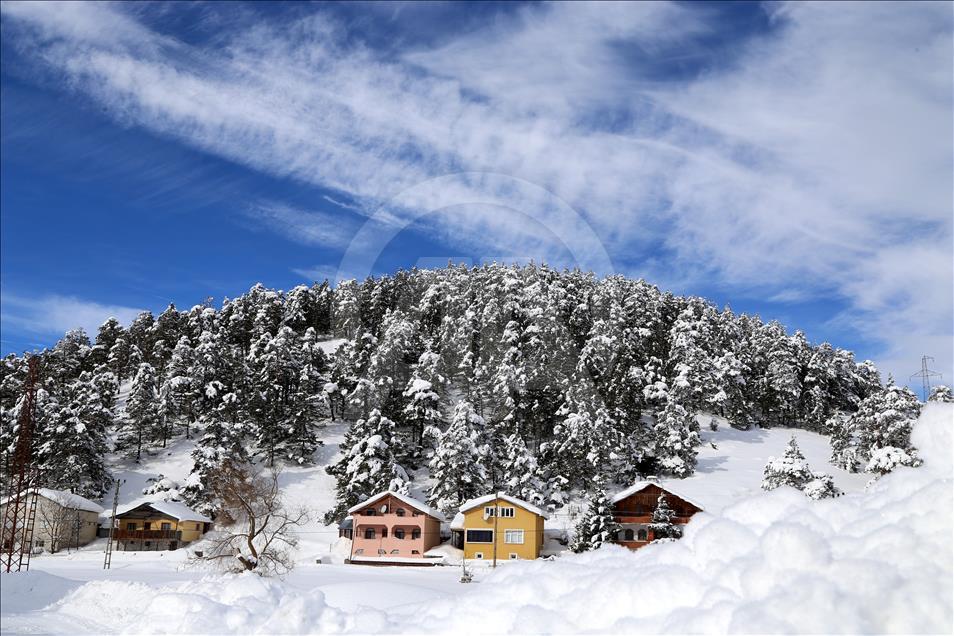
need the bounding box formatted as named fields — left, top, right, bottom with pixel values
left=354, top=549, right=364, bottom=555
left=126, top=523, right=136, bottom=531
left=161, top=523, right=171, bottom=531
left=485, top=506, right=515, bottom=518
left=411, top=528, right=421, bottom=540
left=35, top=539, right=45, bottom=547
left=474, top=552, right=484, bottom=559
left=504, top=529, right=524, bottom=544
left=364, top=528, right=376, bottom=539
left=144, top=522, right=152, bottom=530
left=365, top=509, right=376, bottom=516
left=637, top=529, right=648, bottom=541
left=378, top=549, right=386, bottom=555
left=624, top=529, right=634, bottom=541
left=390, top=549, right=400, bottom=554
left=382, top=528, right=388, bottom=538
left=411, top=550, right=420, bottom=555
left=396, top=508, right=405, bottom=517
left=412, top=511, right=420, bottom=517
left=509, top=553, right=518, bottom=560
left=466, top=529, right=494, bottom=543
left=499, top=507, right=515, bottom=518
left=196, top=523, right=201, bottom=530
left=394, top=529, right=405, bottom=540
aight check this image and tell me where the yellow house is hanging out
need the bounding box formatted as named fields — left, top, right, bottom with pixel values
left=454, top=493, right=547, bottom=561
left=113, top=501, right=212, bottom=551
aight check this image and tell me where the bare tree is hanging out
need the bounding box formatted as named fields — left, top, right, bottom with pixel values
left=193, top=462, right=308, bottom=576
left=37, top=499, right=81, bottom=554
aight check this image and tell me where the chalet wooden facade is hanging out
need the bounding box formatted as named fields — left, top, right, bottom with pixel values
left=113, top=501, right=212, bottom=551
left=610, top=482, right=703, bottom=549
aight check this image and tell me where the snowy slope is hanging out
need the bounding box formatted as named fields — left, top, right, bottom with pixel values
left=2, top=404, right=949, bottom=635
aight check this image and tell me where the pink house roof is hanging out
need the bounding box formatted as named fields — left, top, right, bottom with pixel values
left=347, top=490, right=446, bottom=522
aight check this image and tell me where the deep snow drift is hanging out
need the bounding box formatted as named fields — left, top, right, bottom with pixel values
left=2, top=403, right=950, bottom=635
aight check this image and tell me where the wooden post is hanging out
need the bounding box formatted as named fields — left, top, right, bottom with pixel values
left=492, top=492, right=499, bottom=569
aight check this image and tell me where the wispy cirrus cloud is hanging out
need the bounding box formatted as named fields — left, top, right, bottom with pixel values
left=1, top=1, right=950, bottom=381
left=1, top=293, right=144, bottom=344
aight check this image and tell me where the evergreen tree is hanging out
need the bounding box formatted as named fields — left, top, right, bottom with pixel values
left=762, top=436, right=813, bottom=491
left=427, top=400, right=487, bottom=514
left=326, top=409, right=408, bottom=522
left=182, top=392, right=249, bottom=515
left=120, top=363, right=160, bottom=461
left=570, top=476, right=617, bottom=552
left=649, top=493, right=682, bottom=540
left=500, top=432, right=546, bottom=507
left=653, top=399, right=701, bottom=477
left=851, top=382, right=921, bottom=474
left=928, top=385, right=953, bottom=403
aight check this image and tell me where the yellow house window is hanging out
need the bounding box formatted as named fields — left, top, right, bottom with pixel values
left=499, top=507, right=515, bottom=518
left=509, top=553, right=518, bottom=559
left=504, top=529, right=524, bottom=544
left=466, top=529, right=494, bottom=543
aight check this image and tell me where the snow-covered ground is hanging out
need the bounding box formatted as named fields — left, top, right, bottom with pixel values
left=2, top=404, right=950, bottom=634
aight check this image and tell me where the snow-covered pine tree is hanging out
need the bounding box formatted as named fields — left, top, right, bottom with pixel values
left=119, top=362, right=161, bottom=461
left=928, top=385, right=953, bottom=403
left=853, top=381, right=921, bottom=474
left=802, top=471, right=840, bottom=500
left=93, top=317, right=125, bottom=367
left=427, top=400, right=487, bottom=514
left=402, top=349, right=445, bottom=447
left=36, top=373, right=112, bottom=498
left=284, top=328, right=326, bottom=465
left=326, top=409, right=408, bottom=523
left=500, top=432, right=546, bottom=507
left=164, top=336, right=197, bottom=434
left=649, top=493, right=682, bottom=540
left=182, top=391, right=249, bottom=515
left=570, top=475, right=617, bottom=552
left=653, top=398, right=701, bottom=477
left=762, top=436, right=813, bottom=491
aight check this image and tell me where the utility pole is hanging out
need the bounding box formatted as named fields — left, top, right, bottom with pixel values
left=492, top=491, right=499, bottom=569
left=910, top=355, right=943, bottom=401
left=103, top=479, right=123, bottom=570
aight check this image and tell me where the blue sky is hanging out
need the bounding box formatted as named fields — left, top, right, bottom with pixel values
left=1, top=1, right=951, bottom=387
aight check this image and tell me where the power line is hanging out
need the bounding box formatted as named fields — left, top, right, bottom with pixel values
left=910, top=355, right=943, bottom=401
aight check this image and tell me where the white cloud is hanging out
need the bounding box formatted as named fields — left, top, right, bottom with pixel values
left=1, top=1, right=950, bottom=381
left=1, top=293, right=145, bottom=345
left=246, top=202, right=357, bottom=249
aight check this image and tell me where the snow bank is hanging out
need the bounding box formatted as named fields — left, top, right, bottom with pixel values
left=0, top=570, right=83, bottom=613
left=5, top=405, right=950, bottom=634
left=385, top=406, right=952, bottom=634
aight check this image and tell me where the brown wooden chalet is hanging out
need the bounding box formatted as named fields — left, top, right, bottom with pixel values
left=610, top=481, right=703, bottom=549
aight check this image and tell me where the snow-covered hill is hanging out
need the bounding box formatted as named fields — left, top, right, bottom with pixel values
left=3, top=404, right=949, bottom=634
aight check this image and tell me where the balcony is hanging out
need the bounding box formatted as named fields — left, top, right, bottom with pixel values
left=113, top=530, right=182, bottom=541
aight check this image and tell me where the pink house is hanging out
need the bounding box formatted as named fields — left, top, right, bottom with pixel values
left=347, top=491, right=446, bottom=564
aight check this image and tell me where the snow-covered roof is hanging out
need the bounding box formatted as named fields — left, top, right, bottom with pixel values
left=458, top=493, right=548, bottom=519
left=450, top=512, right=465, bottom=530
left=347, top=490, right=446, bottom=522
left=610, top=481, right=705, bottom=510
left=116, top=500, right=211, bottom=523
left=0, top=488, right=103, bottom=514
